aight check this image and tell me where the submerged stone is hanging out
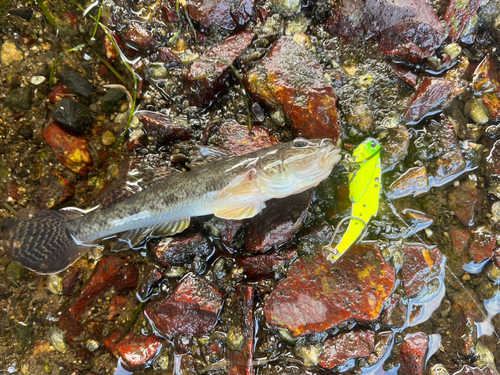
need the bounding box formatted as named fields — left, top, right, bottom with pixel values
left=5, top=86, right=31, bottom=110
left=397, top=332, right=429, bottom=375
left=51, top=98, right=95, bottom=134
left=263, top=243, right=395, bottom=336
left=318, top=330, right=376, bottom=369
left=58, top=69, right=93, bottom=98
left=472, top=53, right=500, bottom=121
left=444, top=0, right=485, bottom=42
left=235, top=248, right=297, bottom=279
left=123, top=22, right=157, bottom=53
left=105, top=329, right=161, bottom=369
left=136, top=111, right=193, bottom=145
left=449, top=179, right=478, bottom=227
left=468, top=228, right=495, bottom=264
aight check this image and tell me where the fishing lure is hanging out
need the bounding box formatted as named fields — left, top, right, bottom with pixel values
left=325, top=138, right=381, bottom=262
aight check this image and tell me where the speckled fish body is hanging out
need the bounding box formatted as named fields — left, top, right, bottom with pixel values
left=2, top=138, right=341, bottom=274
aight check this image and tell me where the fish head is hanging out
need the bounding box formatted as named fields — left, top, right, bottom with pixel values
left=256, top=138, right=341, bottom=197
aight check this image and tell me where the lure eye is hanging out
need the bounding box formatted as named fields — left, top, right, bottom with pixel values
left=370, top=140, right=377, bottom=149
left=293, top=138, right=309, bottom=148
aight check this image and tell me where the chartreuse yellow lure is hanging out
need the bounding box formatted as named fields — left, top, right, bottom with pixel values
left=325, top=138, right=381, bottom=262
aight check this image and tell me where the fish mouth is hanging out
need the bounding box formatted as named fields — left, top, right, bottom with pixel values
left=319, top=140, right=341, bottom=167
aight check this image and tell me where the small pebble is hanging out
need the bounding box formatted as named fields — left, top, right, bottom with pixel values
left=462, top=273, right=470, bottom=281
left=102, top=131, right=116, bottom=146
left=30, top=76, right=46, bottom=85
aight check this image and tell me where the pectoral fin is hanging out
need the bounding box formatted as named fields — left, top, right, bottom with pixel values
left=213, top=201, right=266, bottom=220
left=212, top=169, right=261, bottom=201
left=151, top=218, right=190, bottom=236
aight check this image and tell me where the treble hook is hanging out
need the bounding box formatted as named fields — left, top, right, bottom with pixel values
left=323, top=215, right=368, bottom=262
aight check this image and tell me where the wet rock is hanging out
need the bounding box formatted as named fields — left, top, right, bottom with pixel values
left=449, top=179, right=478, bottom=227
left=1, top=41, right=23, bottom=66
left=403, top=78, right=466, bottom=124
left=380, top=293, right=408, bottom=328
left=263, top=243, right=395, bottom=336
left=115, top=264, right=139, bottom=293
left=472, top=54, right=500, bottom=121
left=105, top=329, right=162, bottom=369
left=235, top=248, right=297, bottom=279
left=245, top=36, right=339, bottom=141
left=392, top=65, right=418, bottom=87
left=145, top=273, right=223, bottom=335
left=469, top=228, right=495, bottom=264
left=9, top=8, right=33, bottom=20
left=41, top=123, right=93, bottom=176
left=318, top=330, right=376, bottom=369
left=454, top=365, right=499, bottom=375
left=326, top=0, right=445, bottom=62
left=156, top=47, right=181, bottom=64
left=6, top=261, right=26, bottom=280
left=486, top=140, right=500, bottom=188
left=226, top=285, right=255, bottom=374
left=109, top=295, right=127, bottom=320
left=271, top=0, right=299, bottom=16
left=244, top=189, right=313, bottom=252
left=101, top=131, right=116, bottom=146
left=51, top=98, right=95, bottom=134
left=136, top=111, right=193, bottom=145
left=48, top=82, right=71, bottom=104
left=450, top=227, right=470, bottom=254
left=58, top=310, right=83, bottom=341
left=185, top=30, right=255, bottom=107
left=398, top=332, right=429, bottom=375
left=400, top=244, right=444, bottom=298
left=34, top=171, right=75, bottom=209
left=176, top=0, right=253, bottom=30
left=445, top=0, right=485, bottom=42
left=379, top=123, right=410, bottom=172
left=101, top=88, right=126, bottom=113
left=69, top=256, right=125, bottom=321
left=219, top=220, right=244, bottom=251
left=137, top=264, right=163, bottom=300
left=387, top=166, right=429, bottom=199
left=58, top=69, right=93, bottom=98
left=215, top=120, right=279, bottom=156
left=123, top=22, right=157, bottom=53
left=62, top=268, right=83, bottom=296
left=5, top=86, right=31, bottom=110
left=150, top=228, right=212, bottom=267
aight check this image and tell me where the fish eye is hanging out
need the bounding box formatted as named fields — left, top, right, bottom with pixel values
left=293, top=138, right=309, bottom=148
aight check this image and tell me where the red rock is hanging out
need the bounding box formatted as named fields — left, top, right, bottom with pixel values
left=220, top=219, right=244, bottom=252
left=318, top=330, right=376, bottom=369
left=6, top=181, right=19, bottom=201
left=58, top=310, right=83, bottom=342
left=115, top=265, right=139, bottom=293
left=445, top=0, right=485, bottom=42
left=398, top=332, right=429, bottom=375
left=486, top=140, right=500, bottom=186
left=236, top=248, right=297, bottom=280
left=327, top=0, right=445, bottom=62
left=109, top=295, right=127, bottom=320
left=161, top=1, right=179, bottom=23
left=450, top=228, right=471, bottom=255
left=263, top=243, right=395, bottom=336
left=48, top=82, right=71, bottom=104
left=176, top=0, right=253, bottom=30
left=136, top=111, right=193, bottom=145
left=19, top=35, right=36, bottom=45
left=244, top=190, right=313, bottom=252
left=151, top=228, right=211, bottom=267
left=34, top=171, right=75, bottom=209
left=41, top=122, right=93, bottom=176
left=392, top=65, right=418, bottom=87
left=244, top=36, right=339, bottom=141
left=400, top=244, right=444, bottom=298
left=402, top=77, right=465, bottom=124
left=69, top=256, right=125, bottom=321
left=469, top=228, right=495, bottom=264
left=123, top=22, right=157, bottom=53
left=105, top=329, right=161, bottom=369
left=473, top=54, right=500, bottom=121
left=185, top=31, right=256, bottom=107
left=215, top=120, right=279, bottom=156
left=226, top=285, right=255, bottom=375
left=156, top=47, right=181, bottom=64
left=449, top=179, right=478, bottom=227
left=380, top=293, right=407, bottom=328
left=145, top=273, right=223, bottom=335
left=62, top=268, right=83, bottom=296
left=87, top=321, right=104, bottom=340
left=61, top=12, right=77, bottom=27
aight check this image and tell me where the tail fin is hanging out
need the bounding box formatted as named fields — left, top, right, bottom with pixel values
left=1, top=210, right=89, bottom=274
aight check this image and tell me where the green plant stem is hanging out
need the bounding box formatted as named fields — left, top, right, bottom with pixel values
left=169, top=0, right=182, bottom=45
left=36, top=0, right=58, bottom=30
left=115, top=301, right=144, bottom=345
left=97, top=55, right=126, bottom=82
left=182, top=2, right=198, bottom=50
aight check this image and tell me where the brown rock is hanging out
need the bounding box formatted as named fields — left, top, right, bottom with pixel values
left=115, top=265, right=139, bottom=293
left=244, top=36, right=339, bottom=141
left=34, top=171, right=75, bottom=209
left=449, top=179, right=478, bottom=227
left=380, top=293, right=408, bottom=328
left=156, top=47, right=181, bottom=64
left=108, top=295, right=127, bottom=320
left=380, top=124, right=410, bottom=172
left=445, top=0, right=485, bottom=42
left=244, top=190, right=313, bottom=252
left=48, top=82, right=71, bottom=104
left=386, top=166, right=429, bottom=199
left=319, top=330, right=376, bottom=369
left=123, top=22, right=157, bottom=53
left=450, top=227, right=471, bottom=254
left=145, top=273, right=223, bottom=335
left=186, top=31, right=256, bottom=107
left=136, top=111, right=193, bottom=145
left=472, top=54, right=500, bottom=121
left=398, top=332, right=429, bottom=375
left=392, top=65, right=418, bottom=86
left=486, top=140, right=500, bottom=186
left=263, top=243, right=395, bottom=336
left=236, top=248, right=297, bottom=280
left=178, top=0, right=253, bottom=30
left=62, top=268, right=83, bottom=296
left=469, top=228, right=495, bottom=264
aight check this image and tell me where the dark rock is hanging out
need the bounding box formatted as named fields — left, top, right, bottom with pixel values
left=185, top=30, right=255, bottom=107
left=105, top=329, right=161, bottom=369
left=100, top=88, right=126, bottom=113
left=215, top=120, right=279, bottom=156
left=178, top=0, right=253, bottom=30
left=18, top=126, right=33, bottom=139
left=402, top=78, right=466, bottom=124
left=41, top=122, right=93, bottom=176
left=9, top=8, right=33, bottom=21
left=472, top=53, right=500, bottom=121
left=34, top=171, right=75, bottom=209
left=123, top=22, right=157, bottom=53
left=145, top=273, right=223, bottom=335
left=236, top=248, right=297, bottom=279
left=51, top=98, right=95, bottom=134
left=136, top=111, right=193, bottom=145
left=400, top=244, right=444, bottom=298
left=5, top=86, right=31, bottom=110
left=156, top=47, right=181, bottom=64
left=327, top=0, right=445, bottom=62
left=58, top=69, right=93, bottom=98
left=263, top=243, right=395, bottom=336
left=62, top=269, right=83, bottom=296
left=469, top=228, right=495, bottom=264
left=397, top=332, right=429, bottom=375
left=58, top=311, right=83, bottom=342
left=450, top=227, right=471, bottom=254
left=380, top=293, right=407, bottom=328
left=150, top=228, right=212, bottom=267
left=48, top=82, right=71, bottom=104
left=318, top=330, right=376, bottom=369
left=445, top=0, right=485, bottom=42
left=380, top=124, right=410, bottom=172
left=244, top=36, right=339, bottom=141
left=449, top=179, right=478, bottom=227
left=244, top=189, right=313, bottom=252
left=137, top=264, right=163, bottom=301
left=115, top=265, right=139, bottom=293
left=220, top=220, right=244, bottom=251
